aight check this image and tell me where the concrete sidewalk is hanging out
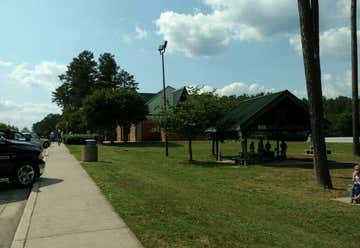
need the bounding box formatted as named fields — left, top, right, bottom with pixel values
left=11, top=144, right=143, bottom=248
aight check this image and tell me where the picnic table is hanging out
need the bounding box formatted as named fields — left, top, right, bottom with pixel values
left=305, top=148, right=332, bottom=155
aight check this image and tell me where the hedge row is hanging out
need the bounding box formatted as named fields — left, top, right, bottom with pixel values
left=62, top=134, right=98, bottom=145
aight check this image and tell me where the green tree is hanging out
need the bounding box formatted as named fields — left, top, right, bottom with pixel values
left=165, top=98, right=209, bottom=161
left=189, top=93, right=238, bottom=159
left=117, top=69, right=138, bottom=89
left=21, top=127, right=30, bottom=133
left=0, top=123, right=18, bottom=131
left=52, top=50, right=98, bottom=109
left=83, top=89, right=148, bottom=142
left=96, top=53, right=119, bottom=89
left=57, top=110, right=87, bottom=134
left=32, top=114, right=61, bottom=137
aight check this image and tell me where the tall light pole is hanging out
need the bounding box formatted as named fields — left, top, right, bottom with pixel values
left=158, top=40, right=169, bottom=156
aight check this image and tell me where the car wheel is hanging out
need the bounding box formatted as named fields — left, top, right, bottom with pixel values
left=43, top=142, right=50, bottom=149
left=12, top=164, right=37, bottom=187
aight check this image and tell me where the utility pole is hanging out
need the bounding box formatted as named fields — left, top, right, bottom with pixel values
left=158, top=41, right=169, bottom=156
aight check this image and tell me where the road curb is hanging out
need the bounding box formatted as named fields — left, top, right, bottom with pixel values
left=10, top=181, right=39, bottom=248
left=10, top=148, right=48, bottom=248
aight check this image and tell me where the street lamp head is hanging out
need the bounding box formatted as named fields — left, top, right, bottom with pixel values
left=158, top=40, right=168, bottom=54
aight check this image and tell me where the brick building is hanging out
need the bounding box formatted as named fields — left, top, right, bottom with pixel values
left=116, top=86, right=188, bottom=142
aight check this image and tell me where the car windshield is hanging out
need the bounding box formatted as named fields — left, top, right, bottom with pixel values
left=32, top=133, right=40, bottom=139
left=14, top=132, right=26, bottom=141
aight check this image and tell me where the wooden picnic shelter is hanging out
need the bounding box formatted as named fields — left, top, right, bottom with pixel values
left=222, top=90, right=311, bottom=155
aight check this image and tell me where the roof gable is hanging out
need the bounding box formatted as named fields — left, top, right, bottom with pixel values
left=140, top=93, right=157, bottom=103
left=146, top=86, right=188, bottom=115
left=224, top=90, right=309, bottom=132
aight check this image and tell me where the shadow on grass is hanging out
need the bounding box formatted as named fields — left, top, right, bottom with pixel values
left=262, top=158, right=355, bottom=170
left=334, top=176, right=352, bottom=180
left=179, top=156, right=356, bottom=171
left=102, top=142, right=183, bottom=148
left=180, top=160, right=220, bottom=167
left=97, top=160, right=113, bottom=164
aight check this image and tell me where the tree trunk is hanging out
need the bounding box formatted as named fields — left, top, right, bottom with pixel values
left=212, top=137, right=215, bottom=156
left=215, top=139, right=219, bottom=161
left=188, top=138, right=193, bottom=162
left=297, top=0, right=332, bottom=188
left=123, top=124, right=130, bottom=144
left=352, top=0, right=360, bottom=156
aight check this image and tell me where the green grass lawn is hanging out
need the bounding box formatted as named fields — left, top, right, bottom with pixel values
left=68, top=141, right=360, bottom=248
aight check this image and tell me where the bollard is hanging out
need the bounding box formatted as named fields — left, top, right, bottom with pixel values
left=82, top=139, right=98, bottom=162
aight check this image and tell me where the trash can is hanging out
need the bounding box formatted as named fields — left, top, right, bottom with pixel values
left=82, top=139, right=98, bottom=162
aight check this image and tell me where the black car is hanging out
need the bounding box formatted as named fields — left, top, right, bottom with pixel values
left=0, top=136, right=45, bottom=187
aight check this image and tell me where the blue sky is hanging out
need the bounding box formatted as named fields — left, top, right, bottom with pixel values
left=0, top=0, right=355, bottom=128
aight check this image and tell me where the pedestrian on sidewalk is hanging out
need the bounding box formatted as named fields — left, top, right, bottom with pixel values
left=56, top=130, right=62, bottom=146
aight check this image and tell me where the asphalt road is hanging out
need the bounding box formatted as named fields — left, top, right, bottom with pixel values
left=0, top=180, right=30, bottom=248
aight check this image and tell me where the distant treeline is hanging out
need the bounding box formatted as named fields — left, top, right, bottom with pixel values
left=302, top=96, right=353, bottom=137
left=0, top=123, right=19, bottom=131
left=323, top=96, right=353, bottom=137
left=30, top=92, right=355, bottom=138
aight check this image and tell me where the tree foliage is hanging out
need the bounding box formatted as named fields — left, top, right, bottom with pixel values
left=21, top=127, right=31, bottom=133
left=50, top=50, right=140, bottom=135
left=53, top=50, right=97, bottom=109
left=164, top=99, right=208, bottom=161
left=323, top=96, right=353, bottom=136
left=32, top=114, right=61, bottom=137
left=57, top=110, right=87, bottom=134
left=0, top=123, right=18, bottom=131
left=117, top=69, right=138, bottom=89
left=83, top=89, right=148, bottom=140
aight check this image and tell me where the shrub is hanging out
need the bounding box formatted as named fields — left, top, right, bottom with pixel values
left=62, top=134, right=98, bottom=145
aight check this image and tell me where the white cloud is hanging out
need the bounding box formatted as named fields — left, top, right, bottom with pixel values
left=135, top=26, right=148, bottom=39
left=0, top=60, right=12, bottom=67
left=289, top=27, right=357, bottom=60
left=155, top=1, right=301, bottom=57
left=217, top=82, right=275, bottom=96
left=122, top=34, right=132, bottom=44
left=8, top=61, right=66, bottom=90
left=322, top=70, right=352, bottom=98
left=192, top=81, right=275, bottom=96
left=192, top=74, right=353, bottom=99
left=288, top=71, right=352, bottom=99
left=0, top=99, right=61, bottom=129
left=155, top=0, right=350, bottom=58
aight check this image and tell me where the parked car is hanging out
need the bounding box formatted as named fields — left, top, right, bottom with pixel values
left=0, top=129, right=27, bottom=142
left=23, top=133, right=50, bottom=149
left=0, top=135, right=45, bottom=187
left=0, top=130, right=50, bottom=149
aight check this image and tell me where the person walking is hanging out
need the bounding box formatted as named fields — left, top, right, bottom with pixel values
left=56, top=130, right=62, bottom=146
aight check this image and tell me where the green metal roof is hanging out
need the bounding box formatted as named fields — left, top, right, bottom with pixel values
left=172, top=87, right=187, bottom=106
left=140, top=93, right=157, bottom=102
left=145, top=86, right=188, bottom=115
left=224, top=90, right=308, bottom=132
